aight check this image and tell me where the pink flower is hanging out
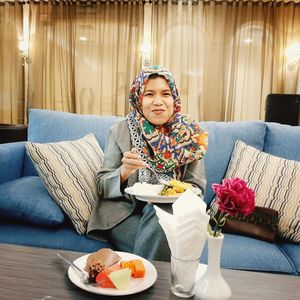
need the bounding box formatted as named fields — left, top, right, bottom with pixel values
left=209, top=177, right=255, bottom=237
left=212, top=178, right=255, bottom=216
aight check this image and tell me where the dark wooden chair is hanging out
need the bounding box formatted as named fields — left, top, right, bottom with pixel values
left=265, top=94, right=300, bottom=126
left=0, top=124, right=28, bottom=144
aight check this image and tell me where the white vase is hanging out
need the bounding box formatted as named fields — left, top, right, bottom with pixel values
left=194, top=233, right=231, bottom=300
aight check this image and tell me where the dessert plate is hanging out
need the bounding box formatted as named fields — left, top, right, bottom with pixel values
left=125, top=183, right=201, bottom=204
left=68, top=251, right=157, bottom=296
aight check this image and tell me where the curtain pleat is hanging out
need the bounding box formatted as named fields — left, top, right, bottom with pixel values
left=151, top=0, right=300, bottom=121
left=0, top=2, right=23, bottom=124
left=0, top=0, right=299, bottom=123
left=28, top=1, right=144, bottom=115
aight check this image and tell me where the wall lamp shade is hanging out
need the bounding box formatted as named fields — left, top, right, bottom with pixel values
left=19, top=40, right=29, bottom=64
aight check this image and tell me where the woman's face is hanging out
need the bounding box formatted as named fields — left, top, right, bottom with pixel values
left=141, top=77, right=174, bottom=126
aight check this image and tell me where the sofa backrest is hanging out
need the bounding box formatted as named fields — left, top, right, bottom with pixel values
left=23, top=109, right=119, bottom=176
left=263, top=122, right=300, bottom=162
left=25, top=110, right=297, bottom=208
left=200, top=121, right=266, bottom=205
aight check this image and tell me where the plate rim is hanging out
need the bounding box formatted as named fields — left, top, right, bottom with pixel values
left=124, top=185, right=178, bottom=202
left=68, top=251, right=158, bottom=296
left=124, top=185, right=201, bottom=204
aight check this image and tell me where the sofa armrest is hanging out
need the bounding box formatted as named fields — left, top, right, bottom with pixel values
left=0, top=142, right=26, bottom=185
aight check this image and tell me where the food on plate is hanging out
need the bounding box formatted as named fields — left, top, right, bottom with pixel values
left=108, top=268, right=131, bottom=290
left=84, top=248, right=146, bottom=290
left=95, top=263, right=122, bottom=288
left=88, top=260, right=106, bottom=283
left=120, top=259, right=146, bottom=278
left=159, top=179, right=193, bottom=196
left=84, top=248, right=121, bottom=282
left=130, top=181, right=193, bottom=198
left=131, top=182, right=160, bottom=196
left=85, top=248, right=121, bottom=271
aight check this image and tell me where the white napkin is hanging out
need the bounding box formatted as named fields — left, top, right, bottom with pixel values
left=154, top=189, right=209, bottom=259
left=154, top=189, right=210, bottom=291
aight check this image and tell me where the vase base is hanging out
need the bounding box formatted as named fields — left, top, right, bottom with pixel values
left=194, top=234, right=232, bottom=300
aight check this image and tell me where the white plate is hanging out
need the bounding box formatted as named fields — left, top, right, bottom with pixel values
left=125, top=185, right=178, bottom=203
left=125, top=184, right=201, bottom=204
left=68, top=251, right=157, bottom=296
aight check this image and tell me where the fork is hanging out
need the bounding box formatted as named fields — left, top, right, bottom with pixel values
left=56, top=253, right=90, bottom=284
left=57, top=253, right=121, bottom=286
left=145, top=164, right=171, bottom=187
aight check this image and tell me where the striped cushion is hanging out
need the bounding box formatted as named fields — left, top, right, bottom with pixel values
left=26, top=134, right=104, bottom=234
left=213, top=140, right=300, bottom=243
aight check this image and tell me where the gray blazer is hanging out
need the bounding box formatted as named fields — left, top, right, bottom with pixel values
left=87, top=118, right=206, bottom=235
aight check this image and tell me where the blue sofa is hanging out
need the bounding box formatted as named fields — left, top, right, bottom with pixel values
left=0, top=109, right=299, bottom=275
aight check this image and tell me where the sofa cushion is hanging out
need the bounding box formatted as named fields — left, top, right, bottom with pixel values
left=200, top=233, right=296, bottom=274
left=23, top=109, right=118, bottom=176
left=216, top=206, right=279, bottom=242
left=0, top=220, right=111, bottom=253
left=0, top=176, right=65, bottom=226
left=26, top=134, right=104, bottom=235
left=264, top=123, right=300, bottom=161
left=278, top=243, right=300, bottom=275
left=200, top=121, right=266, bottom=205
left=219, top=140, right=300, bottom=243
left=0, top=142, right=26, bottom=185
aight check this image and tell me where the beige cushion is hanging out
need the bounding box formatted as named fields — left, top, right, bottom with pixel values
left=211, top=140, right=300, bottom=243
left=26, top=134, right=104, bottom=234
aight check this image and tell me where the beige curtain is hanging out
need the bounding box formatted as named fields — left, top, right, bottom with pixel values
left=151, top=0, right=300, bottom=121
left=0, top=2, right=23, bottom=124
left=28, top=1, right=144, bottom=116
left=1, top=0, right=300, bottom=123
left=151, top=1, right=205, bottom=120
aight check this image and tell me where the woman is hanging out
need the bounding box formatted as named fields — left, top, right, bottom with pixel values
left=87, top=65, right=208, bottom=261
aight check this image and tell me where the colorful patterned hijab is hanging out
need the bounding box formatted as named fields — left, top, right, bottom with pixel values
left=127, top=65, right=208, bottom=181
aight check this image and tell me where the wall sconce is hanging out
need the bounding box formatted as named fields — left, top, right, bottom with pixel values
left=285, top=43, right=300, bottom=71
left=244, top=38, right=252, bottom=44
left=141, top=42, right=151, bottom=68
left=19, top=39, right=29, bottom=65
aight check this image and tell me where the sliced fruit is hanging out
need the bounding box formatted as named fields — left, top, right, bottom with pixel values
left=130, top=259, right=145, bottom=278
left=95, top=271, right=115, bottom=288
left=95, top=263, right=121, bottom=288
left=120, top=259, right=145, bottom=278
left=120, top=261, right=135, bottom=275
left=108, top=268, right=131, bottom=290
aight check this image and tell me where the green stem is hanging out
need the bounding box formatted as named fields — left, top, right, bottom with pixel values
left=213, top=211, right=229, bottom=237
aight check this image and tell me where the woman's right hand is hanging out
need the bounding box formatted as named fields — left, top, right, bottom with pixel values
left=120, top=148, right=146, bottom=183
